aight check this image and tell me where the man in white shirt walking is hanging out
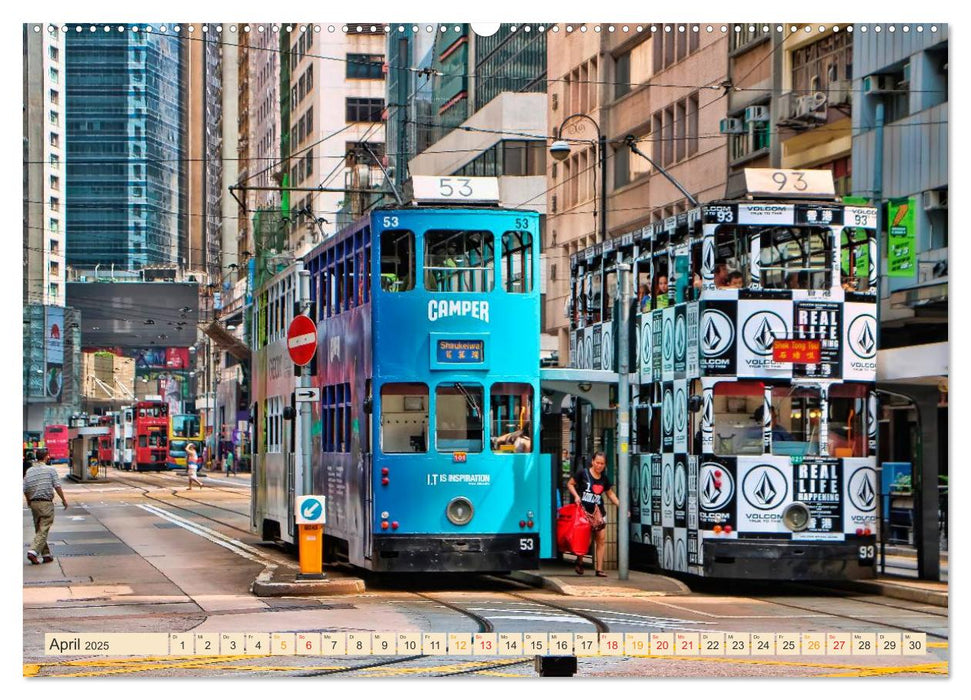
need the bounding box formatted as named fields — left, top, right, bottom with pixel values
left=23, top=450, right=69, bottom=564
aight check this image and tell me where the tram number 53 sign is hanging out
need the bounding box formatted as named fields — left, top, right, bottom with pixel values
left=287, top=315, right=318, bottom=367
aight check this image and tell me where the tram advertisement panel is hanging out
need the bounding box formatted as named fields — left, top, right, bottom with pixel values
left=592, top=324, right=603, bottom=370
left=736, top=457, right=793, bottom=534
left=569, top=330, right=577, bottom=369
left=652, top=309, right=663, bottom=379
left=792, top=301, right=842, bottom=378
left=737, top=299, right=792, bottom=378
left=674, top=380, right=688, bottom=453
left=662, top=307, right=675, bottom=380
left=661, top=453, right=675, bottom=529
left=843, top=458, right=879, bottom=533
left=843, top=302, right=878, bottom=381
left=699, top=301, right=737, bottom=375
left=674, top=454, right=688, bottom=529
left=651, top=454, right=662, bottom=528
left=661, top=383, right=674, bottom=451
left=686, top=302, right=699, bottom=379
left=639, top=455, right=652, bottom=527
left=674, top=305, right=687, bottom=376
left=687, top=456, right=700, bottom=566
left=698, top=457, right=736, bottom=530
left=639, top=313, right=653, bottom=383
left=792, top=457, right=843, bottom=540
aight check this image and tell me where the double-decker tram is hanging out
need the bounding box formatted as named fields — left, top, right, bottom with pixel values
left=167, top=413, right=205, bottom=470
left=43, top=424, right=70, bottom=464
left=112, top=407, right=134, bottom=471
left=131, top=400, right=169, bottom=471
left=569, top=169, right=879, bottom=579
left=251, top=177, right=552, bottom=571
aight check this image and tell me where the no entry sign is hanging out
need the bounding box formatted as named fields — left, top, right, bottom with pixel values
left=287, top=314, right=318, bottom=366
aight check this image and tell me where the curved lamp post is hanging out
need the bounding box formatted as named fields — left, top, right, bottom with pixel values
left=550, top=113, right=607, bottom=244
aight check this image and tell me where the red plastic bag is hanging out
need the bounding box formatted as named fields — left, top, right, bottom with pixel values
left=556, top=503, right=592, bottom=556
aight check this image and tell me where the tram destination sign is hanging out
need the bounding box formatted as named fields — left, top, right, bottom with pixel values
left=772, top=339, right=821, bottom=364
left=435, top=339, right=485, bottom=364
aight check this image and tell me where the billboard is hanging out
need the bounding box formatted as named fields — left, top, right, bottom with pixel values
left=44, top=306, right=64, bottom=400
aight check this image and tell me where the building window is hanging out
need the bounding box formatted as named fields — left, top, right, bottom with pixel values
left=49, top=89, right=59, bottom=106
left=50, top=261, right=60, bottom=278
left=792, top=32, right=852, bottom=98
left=48, top=46, right=58, bottom=62
left=49, top=239, right=59, bottom=254
left=346, top=97, right=384, bottom=123
left=49, top=218, right=58, bottom=233
left=615, top=53, right=630, bottom=99
left=49, top=196, right=59, bottom=212
left=49, top=67, right=58, bottom=84
left=50, top=175, right=59, bottom=191
left=49, top=110, right=58, bottom=126
left=49, top=132, right=59, bottom=149
left=346, top=54, right=384, bottom=80
left=653, top=25, right=700, bottom=72
left=49, top=283, right=59, bottom=299
left=49, top=154, right=59, bottom=169
left=729, top=105, right=771, bottom=163
left=729, top=25, right=767, bottom=53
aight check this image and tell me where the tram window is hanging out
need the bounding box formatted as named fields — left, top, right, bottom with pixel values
left=713, top=227, right=750, bottom=288
left=690, top=243, right=703, bottom=300
left=828, top=384, right=868, bottom=457
left=380, top=383, right=428, bottom=453
left=379, top=230, right=415, bottom=292
left=491, top=383, right=533, bottom=453
left=603, top=269, right=617, bottom=321
left=436, top=383, right=484, bottom=453
left=138, top=435, right=147, bottom=448
left=636, top=261, right=652, bottom=313
left=760, top=227, right=832, bottom=290
left=587, top=270, right=602, bottom=323
left=652, top=265, right=670, bottom=309
left=425, top=230, right=495, bottom=293
left=840, top=228, right=872, bottom=292
left=770, top=386, right=822, bottom=456
left=633, top=406, right=651, bottom=452
left=501, top=231, right=532, bottom=293
left=712, top=381, right=765, bottom=455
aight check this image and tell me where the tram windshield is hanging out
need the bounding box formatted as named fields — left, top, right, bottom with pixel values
left=424, top=230, right=495, bottom=292
left=436, top=383, right=484, bottom=453
left=770, top=386, right=822, bottom=456
left=712, top=381, right=764, bottom=455
left=760, top=227, right=832, bottom=290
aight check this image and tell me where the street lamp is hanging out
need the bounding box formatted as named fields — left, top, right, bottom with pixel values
left=550, top=113, right=608, bottom=244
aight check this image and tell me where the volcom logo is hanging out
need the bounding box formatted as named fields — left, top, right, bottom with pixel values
left=641, top=320, right=652, bottom=365
left=848, top=315, right=877, bottom=359
left=700, top=463, right=734, bottom=511
left=676, top=387, right=686, bottom=433
left=741, top=464, right=788, bottom=510
left=631, top=465, right=640, bottom=506
left=742, top=311, right=788, bottom=356
left=663, top=317, right=674, bottom=360
left=640, top=463, right=651, bottom=505
left=676, top=538, right=687, bottom=571
left=675, top=314, right=686, bottom=359
left=584, top=335, right=593, bottom=369
left=675, top=463, right=686, bottom=508
left=703, top=238, right=716, bottom=278
left=702, top=392, right=713, bottom=435
left=663, top=462, right=674, bottom=507
left=663, top=389, right=674, bottom=434
left=700, top=310, right=734, bottom=357
left=601, top=328, right=613, bottom=370
left=848, top=467, right=877, bottom=512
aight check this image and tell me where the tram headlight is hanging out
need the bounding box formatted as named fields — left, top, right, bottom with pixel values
left=782, top=502, right=811, bottom=532
left=446, top=497, right=474, bottom=526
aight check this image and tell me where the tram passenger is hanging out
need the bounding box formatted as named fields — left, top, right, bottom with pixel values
left=653, top=274, right=670, bottom=309
left=747, top=406, right=795, bottom=442
left=726, top=271, right=744, bottom=289
left=713, top=262, right=729, bottom=288
left=567, top=452, right=621, bottom=577
left=637, top=284, right=651, bottom=313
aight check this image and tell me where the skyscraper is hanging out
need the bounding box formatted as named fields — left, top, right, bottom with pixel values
left=65, top=27, right=186, bottom=272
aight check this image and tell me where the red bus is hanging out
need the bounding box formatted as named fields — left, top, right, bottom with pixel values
left=133, top=401, right=169, bottom=471
left=43, top=424, right=69, bottom=464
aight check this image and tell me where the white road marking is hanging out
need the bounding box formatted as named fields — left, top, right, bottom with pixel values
left=137, top=504, right=296, bottom=569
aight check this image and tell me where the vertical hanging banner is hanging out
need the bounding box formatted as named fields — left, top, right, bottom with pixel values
left=886, top=198, right=916, bottom=278
left=45, top=306, right=64, bottom=400
left=792, top=301, right=842, bottom=378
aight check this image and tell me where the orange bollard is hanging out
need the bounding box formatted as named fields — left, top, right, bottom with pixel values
left=297, top=524, right=326, bottom=580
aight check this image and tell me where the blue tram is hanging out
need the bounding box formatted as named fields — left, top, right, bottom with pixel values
left=251, top=179, right=552, bottom=571
left=569, top=169, right=880, bottom=579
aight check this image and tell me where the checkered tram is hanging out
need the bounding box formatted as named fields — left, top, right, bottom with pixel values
left=250, top=177, right=552, bottom=571
left=569, top=169, right=880, bottom=579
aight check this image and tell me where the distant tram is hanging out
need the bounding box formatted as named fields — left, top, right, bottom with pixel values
left=568, top=169, right=879, bottom=579
left=167, top=413, right=205, bottom=470
left=251, top=177, right=552, bottom=571
left=43, top=424, right=69, bottom=464
left=131, top=400, right=169, bottom=471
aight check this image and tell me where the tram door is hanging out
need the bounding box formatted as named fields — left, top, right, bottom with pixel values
left=363, top=379, right=373, bottom=560
left=285, top=394, right=296, bottom=540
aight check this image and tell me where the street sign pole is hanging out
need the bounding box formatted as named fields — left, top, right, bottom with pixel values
left=296, top=269, right=323, bottom=579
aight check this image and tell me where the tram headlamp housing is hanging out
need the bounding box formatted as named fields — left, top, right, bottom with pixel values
left=782, top=502, right=811, bottom=532
left=446, top=497, right=474, bottom=526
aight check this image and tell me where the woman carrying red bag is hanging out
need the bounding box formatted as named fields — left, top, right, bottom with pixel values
left=567, top=452, right=620, bottom=577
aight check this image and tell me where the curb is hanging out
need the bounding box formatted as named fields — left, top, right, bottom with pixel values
left=250, top=565, right=366, bottom=597
left=508, top=570, right=691, bottom=597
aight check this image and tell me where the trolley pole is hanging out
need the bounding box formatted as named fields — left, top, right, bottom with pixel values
left=616, top=260, right=632, bottom=580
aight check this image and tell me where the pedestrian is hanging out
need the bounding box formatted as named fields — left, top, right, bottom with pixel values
left=224, top=447, right=235, bottom=477
left=185, top=443, right=204, bottom=489
left=23, top=449, right=68, bottom=564
left=567, top=451, right=620, bottom=577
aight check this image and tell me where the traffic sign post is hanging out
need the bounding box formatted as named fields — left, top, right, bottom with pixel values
left=287, top=314, right=318, bottom=367
left=295, top=495, right=327, bottom=580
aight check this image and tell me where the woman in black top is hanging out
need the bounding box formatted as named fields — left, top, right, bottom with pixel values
left=567, top=451, right=620, bottom=577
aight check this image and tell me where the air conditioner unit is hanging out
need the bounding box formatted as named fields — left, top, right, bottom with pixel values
left=745, top=105, right=770, bottom=122
left=795, top=94, right=827, bottom=121
left=923, top=190, right=947, bottom=211
left=719, top=117, right=745, bottom=134
left=863, top=74, right=894, bottom=94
